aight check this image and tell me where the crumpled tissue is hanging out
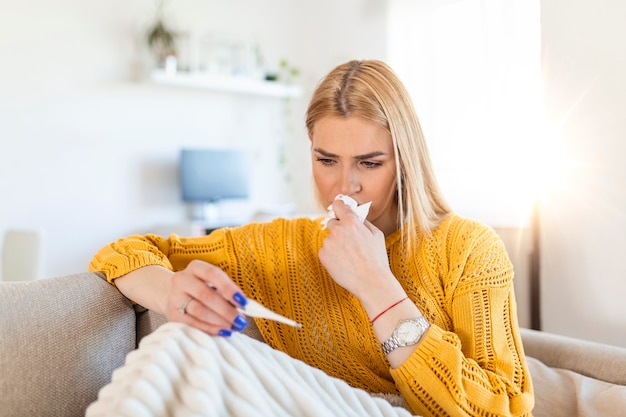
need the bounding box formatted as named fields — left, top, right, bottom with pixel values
left=321, top=194, right=372, bottom=229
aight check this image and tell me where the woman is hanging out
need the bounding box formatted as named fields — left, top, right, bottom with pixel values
left=90, top=59, right=534, bottom=416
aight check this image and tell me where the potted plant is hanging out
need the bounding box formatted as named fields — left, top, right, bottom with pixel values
left=146, top=0, right=178, bottom=69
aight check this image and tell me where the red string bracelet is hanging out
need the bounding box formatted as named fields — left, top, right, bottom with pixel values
left=370, top=296, right=409, bottom=324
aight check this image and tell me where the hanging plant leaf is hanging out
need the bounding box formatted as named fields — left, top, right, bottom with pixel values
left=147, top=20, right=177, bottom=59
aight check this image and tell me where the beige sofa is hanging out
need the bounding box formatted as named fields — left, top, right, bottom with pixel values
left=1, top=272, right=625, bottom=417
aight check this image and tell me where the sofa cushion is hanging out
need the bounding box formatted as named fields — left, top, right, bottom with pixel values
left=527, top=356, right=626, bottom=417
left=135, top=305, right=168, bottom=344
left=0, top=272, right=136, bottom=417
left=521, top=328, right=626, bottom=385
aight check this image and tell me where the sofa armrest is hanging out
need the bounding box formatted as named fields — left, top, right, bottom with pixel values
left=0, top=272, right=137, bottom=417
left=521, top=327, right=626, bottom=385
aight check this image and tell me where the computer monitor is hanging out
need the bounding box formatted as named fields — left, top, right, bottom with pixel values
left=180, top=148, right=251, bottom=222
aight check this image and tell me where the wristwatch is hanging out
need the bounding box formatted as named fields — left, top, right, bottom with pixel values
left=380, top=316, right=430, bottom=355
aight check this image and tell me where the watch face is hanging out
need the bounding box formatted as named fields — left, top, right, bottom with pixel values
left=397, top=321, right=421, bottom=344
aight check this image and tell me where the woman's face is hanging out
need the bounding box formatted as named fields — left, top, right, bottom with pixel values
left=310, top=116, right=398, bottom=235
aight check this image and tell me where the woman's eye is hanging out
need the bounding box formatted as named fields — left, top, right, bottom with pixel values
left=317, top=158, right=335, bottom=166
left=362, top=161, right=382, bottom=169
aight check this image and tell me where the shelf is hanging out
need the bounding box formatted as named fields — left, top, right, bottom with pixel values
left=150, top=70, right=302, bottom=99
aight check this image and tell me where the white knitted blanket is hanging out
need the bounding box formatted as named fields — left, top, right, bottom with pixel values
left=86, top=322, right=415, bottom=417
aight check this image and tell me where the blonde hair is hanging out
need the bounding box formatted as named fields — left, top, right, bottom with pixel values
left=305, top=60, right=451, bottom=239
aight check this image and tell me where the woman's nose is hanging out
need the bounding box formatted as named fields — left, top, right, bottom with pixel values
left=339, top=167, right=361, bottom=195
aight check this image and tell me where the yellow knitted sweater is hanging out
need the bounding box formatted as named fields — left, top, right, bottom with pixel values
left=89, top=213, right=534, bottom=417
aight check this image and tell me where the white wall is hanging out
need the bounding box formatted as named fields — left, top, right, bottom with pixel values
left=540, top=0, right=626, bottom=347
left=388, top=0, right=542, bottom=229
left=0, top=0, right=388, bottom=279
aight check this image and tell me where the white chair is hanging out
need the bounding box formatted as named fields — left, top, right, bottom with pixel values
left=1, top=229, right=44, bottom=281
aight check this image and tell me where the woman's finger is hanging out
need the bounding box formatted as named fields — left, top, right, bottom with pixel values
left=175, top=299, right=235, bottom=336
left=185, top=260, right=249, bottom=308
left=329, top=200, right=360, bottom=224
left=168, top=260, right=249, bottom=335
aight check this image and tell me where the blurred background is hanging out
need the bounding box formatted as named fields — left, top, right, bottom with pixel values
left=1, top=0, right=624, bottom=347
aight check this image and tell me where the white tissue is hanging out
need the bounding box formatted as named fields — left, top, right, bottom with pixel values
left=321, top=194, right=372, bottom=229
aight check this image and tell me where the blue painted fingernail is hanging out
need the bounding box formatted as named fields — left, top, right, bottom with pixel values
left=231, top=315, right=248, bottom=332
left=234, top=315, right=248, bottom=328
left=219, top=329, right=232, bottom=337
left=233, top=292, right=248, bottom=307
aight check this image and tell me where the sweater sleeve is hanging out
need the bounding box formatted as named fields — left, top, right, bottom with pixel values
left=390, top=221, right=534, bottom=416
left=88, top=230, right=232, bottom=284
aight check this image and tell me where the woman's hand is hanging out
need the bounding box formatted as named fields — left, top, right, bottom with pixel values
left=318, top=200, right=404, bottom=309
left=115, top=262, right=249, bottom=337
left=168, top=260, right=249, bottom=336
